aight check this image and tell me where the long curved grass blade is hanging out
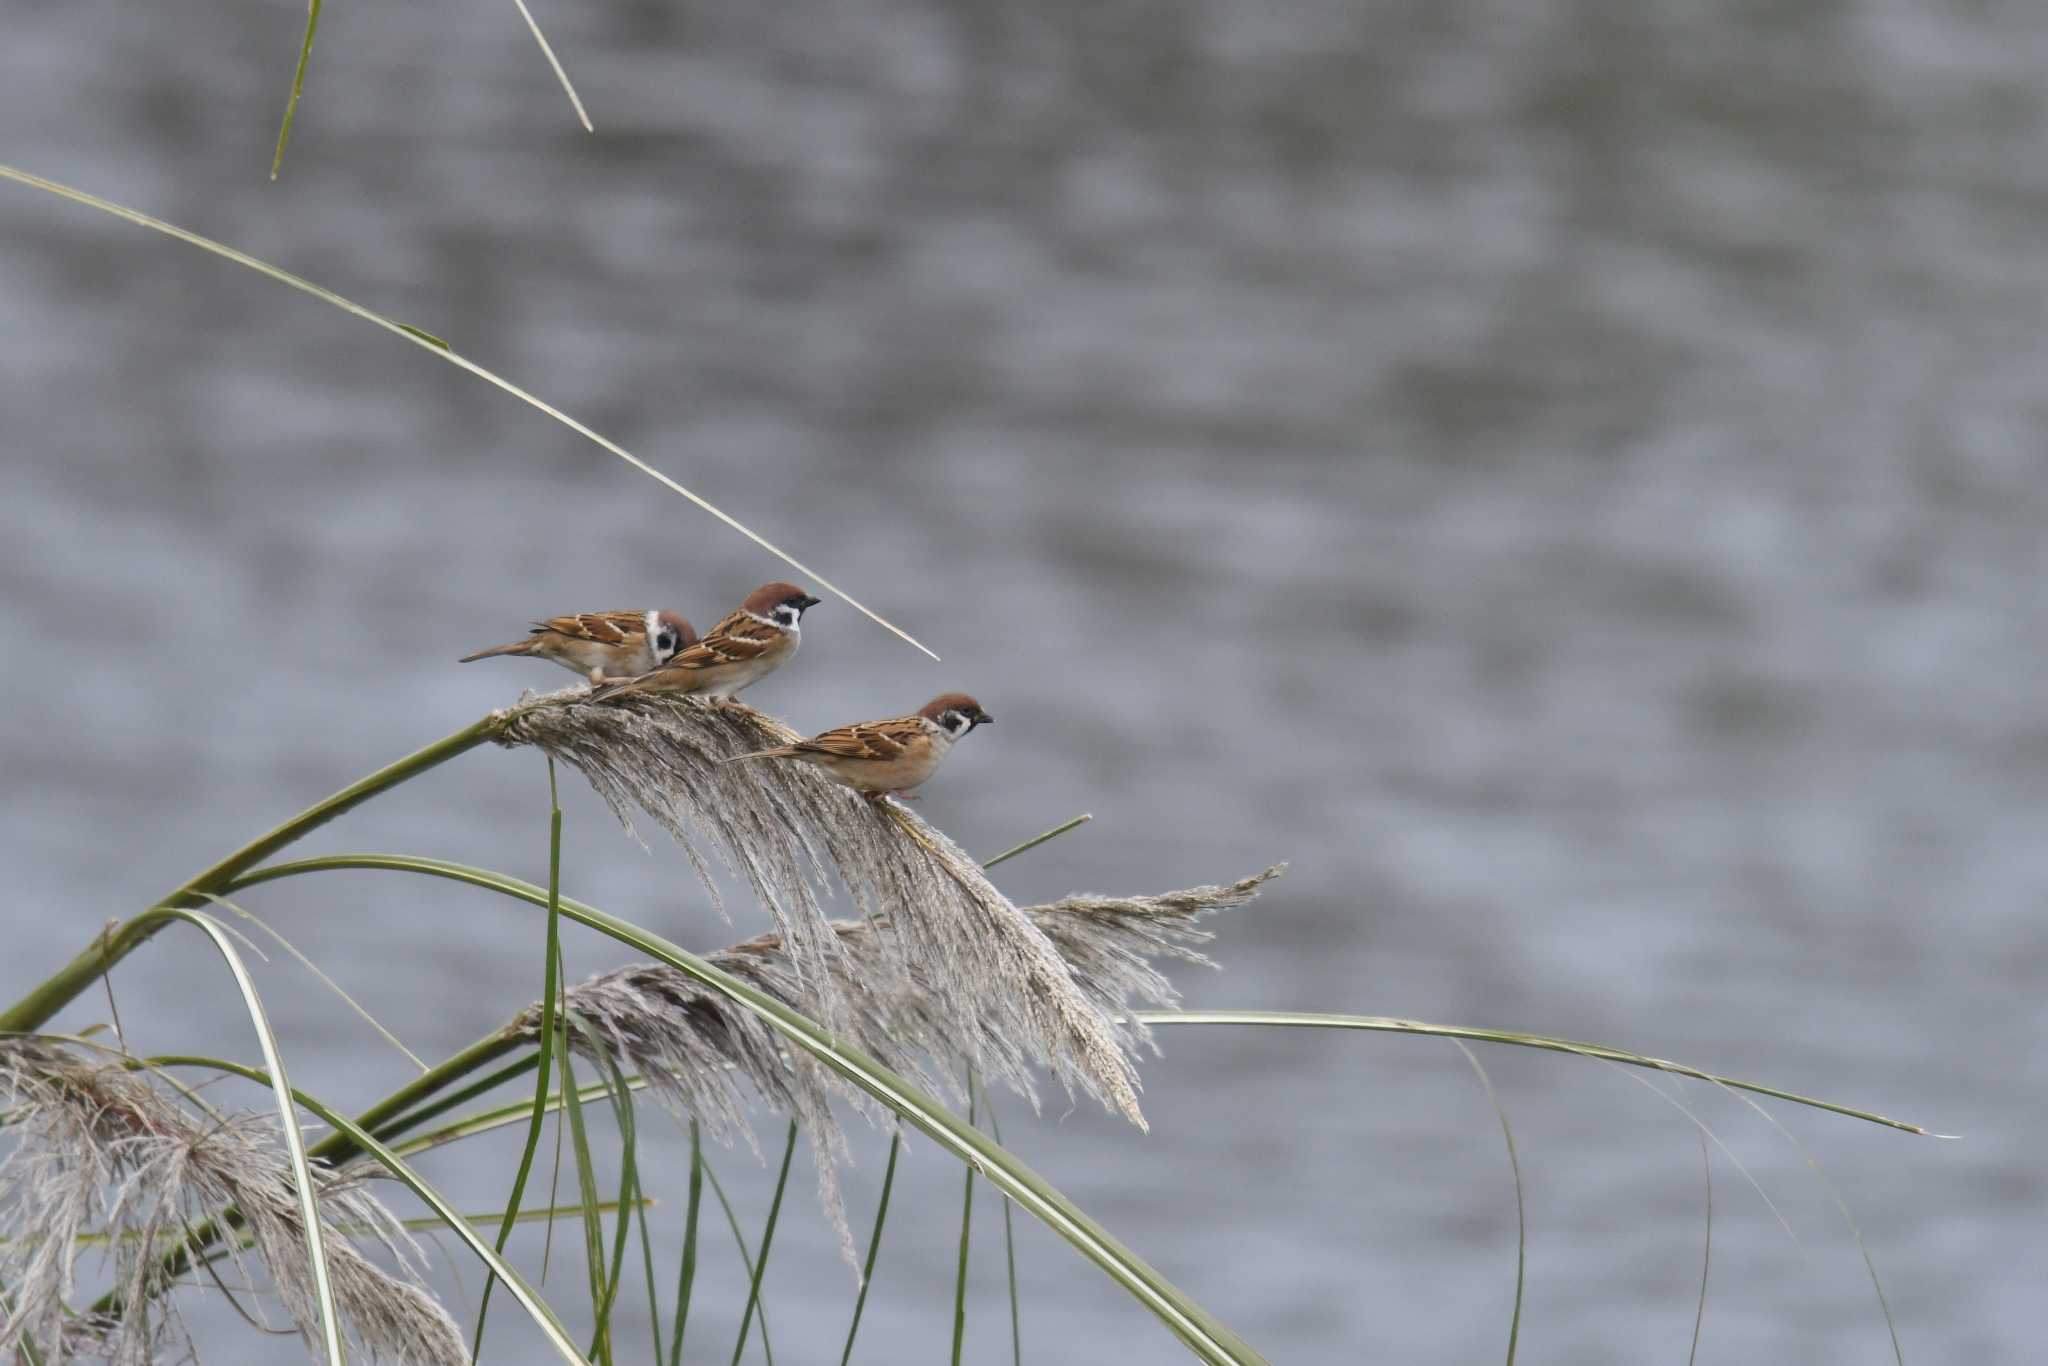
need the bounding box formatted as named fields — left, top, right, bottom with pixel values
left=667, top=1119, right=703, bottom=1366
left=475, top=765, right=568, bottom=1361
left=512, top=0, right=594, bottom=131
left=151, top=1055, right=593, bottom=1363
left=156, top=909, right=345, bottom=1365
left=1690, top=1134, right=1711, bottom=1366
left=1134, top=1011, right=1932, bottom=1135
left=951, top=1076, right=978, bottom=1366
left=1450, top=1041, right=1522, bottom=1366
left=200, top=892, right=426, bottom=1071
left=0, top=166, right=938, bottom=661
left=837, top=1132, right=901, bottom=1366
left=270, top=0, right=323, bottom=179
left=731, top=1121, right=797, bottom=1366
left=699, top=1159, right=775, bottom=1366
left=227, top=853, right=1267, bottom=1366
left=977, top=1081, right=1022, bottom=1366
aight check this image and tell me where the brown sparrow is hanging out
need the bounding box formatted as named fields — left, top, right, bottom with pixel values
left=723, top=693, right=993, bottom=799
left=589, top=581, right=821, bottom=701
left=460, top=610, right=697, bottom=685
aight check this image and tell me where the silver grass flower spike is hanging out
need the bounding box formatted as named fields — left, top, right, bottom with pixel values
left=0, top=1040, right=466, bottom=1366
left=526, top=867, right=1280, bottom=1262
left=493, top=690, right=1155, bottom=1129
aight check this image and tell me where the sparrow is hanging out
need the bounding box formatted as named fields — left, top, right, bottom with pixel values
left=459, top=610, right=697, bottom=685
left=722, top=693, right=994, bottom=799
left=588, top=581, right=822, bottom=701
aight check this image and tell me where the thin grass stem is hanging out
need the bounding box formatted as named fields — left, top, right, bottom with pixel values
left=473, top=762, right=567, bottom=1360
left=270, top=0, right=323, bottom=178
left=951, top=1073, right=978, bottom=1366
left=667, top=1119, right=703, bottom=1366
left=978, top=1080, right=1023, bottom=1366
left=1135, top=1011, right=1932, bottom=1135
left=700, top=1160, right=775, bottom=1366
left=1689, top=1134, right=1711, bottom=1366
left=837, top=1132, right=901, bottom=1366
left=1450, top=1041, right=1522, bottom=1366
left=981, top=814, right=1092, bottom=870
left=731, top=1121, right=797, bottom=1366
left=511, top=0, right=594, bottom=131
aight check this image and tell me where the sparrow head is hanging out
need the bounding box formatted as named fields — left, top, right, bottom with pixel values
left=920, top=692, right=993, bottom=737
left=647, top=610, right=697, bottom=662
left=743, top=581, right=823, bottom=629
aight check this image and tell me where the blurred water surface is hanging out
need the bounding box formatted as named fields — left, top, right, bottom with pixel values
left=3, top=1, right=2044, bottom=1361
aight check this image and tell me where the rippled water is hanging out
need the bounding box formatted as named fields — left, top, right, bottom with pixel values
left=3, top=2, right=2042, bottom=1361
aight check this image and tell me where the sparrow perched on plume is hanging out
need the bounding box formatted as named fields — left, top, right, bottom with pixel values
left=459, top=610, right=697, bottom=685
left=589, top=581, right=822, bottom=701
left=723, top=693, right=994, bottom=799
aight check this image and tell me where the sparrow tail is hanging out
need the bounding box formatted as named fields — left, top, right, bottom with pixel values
left=457, top=640, right=534, bottom=663
left=717, top=746, right=801, bottom=764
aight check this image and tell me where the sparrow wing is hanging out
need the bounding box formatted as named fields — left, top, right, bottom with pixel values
left=532, top=611, right=643, bottom=646
left=792, top=716, right=924, bottom=762
left=661, top=611, right=781, bottom=671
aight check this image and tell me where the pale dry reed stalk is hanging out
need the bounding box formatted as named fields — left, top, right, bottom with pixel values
left=0, top=1041, right=464, bottom=1366
left=524, top=867, right=1280, bottom=1261
left=493, top=690, right=1162, bottom=1132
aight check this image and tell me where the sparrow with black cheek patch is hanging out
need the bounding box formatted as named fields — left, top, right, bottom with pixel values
left=721, top=693, right=993, bottom=800
left=589, top=581, right=821, bottom=701
left=460, top=610, right=697, bottom=685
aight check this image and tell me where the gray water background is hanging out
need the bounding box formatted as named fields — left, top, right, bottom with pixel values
left=3, top=2, right=2044, bottom=1361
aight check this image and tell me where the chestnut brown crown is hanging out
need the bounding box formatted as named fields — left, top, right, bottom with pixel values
left=741, top=581, right=822, bottom=618
left=920, top=693, right=993, bottom=733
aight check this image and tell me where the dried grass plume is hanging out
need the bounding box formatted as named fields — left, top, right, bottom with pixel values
left=0, top=1040, right=465, bottom=1366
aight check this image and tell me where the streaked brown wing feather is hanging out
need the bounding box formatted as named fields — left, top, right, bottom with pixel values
left=533, top=611, right=642, bottom=646
left=795, top=717, right=921, bottom=761
left=663, top=611, right=778, bottom=671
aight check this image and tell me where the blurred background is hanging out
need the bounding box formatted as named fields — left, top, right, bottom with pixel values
left=2, top=1, right=2042, bottom=1361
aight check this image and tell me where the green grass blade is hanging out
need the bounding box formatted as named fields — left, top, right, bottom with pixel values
left=512, top=0, right=594, bottom=131
left=473, top=765, right=567, bottom=1361
left=951, top=1072, right=977, bottom=1366
left=731, top=1121, right=797, bottom=1366
left=157, top=909, right=345, bottom=1365
left=380, top=1054, right=542, bottom=1145
left=668, top=1120, right=703, bottom=1366
left=392, top=1076, right=643, bottom=1158
left=270, top=0, right=323, bottom=179
left=554, top=1023, right=609, bottom=1361
left=0, top=167, right=939, bottom=661
left=1450, top=1041, right=1522, bottom=1366
left=978, top=1082, right=1022, bottom=1366
left=981, top=813, right=1092, bottom=869
left=1134, top=1011, right=1933, bottom=1135
left=564, top=1010, right=640, bottom=1363
left=837, top=1131, right=901, bottom=1366
left=153, top=1056, right=593, bottom=1363
left=700, top=1159, right=775, bottom=1366
left=229, top=854, right=1267, bottom=1365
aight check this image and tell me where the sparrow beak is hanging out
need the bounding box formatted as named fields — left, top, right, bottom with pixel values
left=973, top=714, right=993, bottom=729
left=797, top=595, right=823, bottom=610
